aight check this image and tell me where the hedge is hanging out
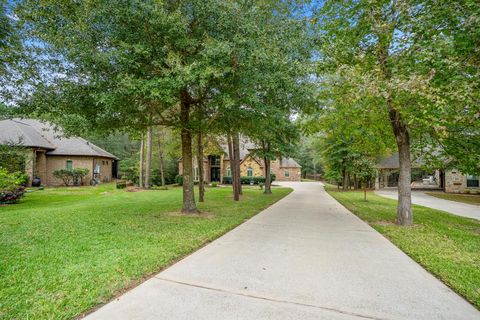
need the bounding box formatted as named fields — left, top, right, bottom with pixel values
left=222, top=174, right=276, bottom=185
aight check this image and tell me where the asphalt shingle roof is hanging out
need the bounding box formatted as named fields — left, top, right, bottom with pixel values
left=0, top=119, right=118, bottom=159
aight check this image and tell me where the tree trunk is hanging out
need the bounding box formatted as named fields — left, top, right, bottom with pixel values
left=228, top=135, right=239, bottom=201
left=145, top=126, right=152, bottom=189
left=197, top=127, right=205, bottom=202
left=342, top=168, right=347, bottom=191
left=264, top=156, right=272, bottom=194
left=389, top=107, right=413, bottom=226
left=156, top=128, right=165, bottom=186
left=180, top=91, right=198, bottom=213
left=139, top=133, right=144, bottom=188
left=232, top=133, right=242, bottom=195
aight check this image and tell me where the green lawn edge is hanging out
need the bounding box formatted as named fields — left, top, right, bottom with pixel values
left=425, top=192, right=480, bottom=206
left=324, top=185, right=480, bottom=310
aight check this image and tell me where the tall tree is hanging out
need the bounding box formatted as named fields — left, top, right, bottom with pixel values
left=145, top=126, right=152, bottom=189
left=138, top=133, right=145, bottom=188
left=14, top=0, right=296, bottom=212
left=313, top=0, right=479, bottom=225
left=156, top=128, right=166, bottom=187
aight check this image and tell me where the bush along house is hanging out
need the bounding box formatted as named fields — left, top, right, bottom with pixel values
left=178, top=138, right=301, bottom=184
left=0, top=119, right=119, bottom=186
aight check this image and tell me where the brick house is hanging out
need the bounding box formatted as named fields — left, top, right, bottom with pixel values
left=0, top=119, right=118, bottom=186
left=178, top=138, right=301, bottom=183
left=376, top=153, right=479, bottom=194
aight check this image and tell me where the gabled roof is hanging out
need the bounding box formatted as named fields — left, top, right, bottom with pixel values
left=0, top=118, right=54, bottom=149
left=279, top=157, right=301, bottom=168
left=377, top=153, right=422, bottom=169
left=0, top=119, right=118, bottom=159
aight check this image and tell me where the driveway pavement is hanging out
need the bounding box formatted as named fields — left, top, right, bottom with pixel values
left=86, top=182, right=479, bottom=320
left=376, top=189, right=480, bottom=220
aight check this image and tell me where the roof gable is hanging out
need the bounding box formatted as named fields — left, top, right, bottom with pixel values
left=0, top=119, right=118, bottom=159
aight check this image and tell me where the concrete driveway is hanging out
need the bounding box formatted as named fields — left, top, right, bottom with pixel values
left=376, top=189, right=480, bottom=220
left=86, top=182, right=479, bottom=320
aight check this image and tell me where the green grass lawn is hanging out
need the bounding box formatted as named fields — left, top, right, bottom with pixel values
left=325, top=186, right=480, bottom=309
left=425, top=191, right=480, bottom=206
left=0, top=184, right=291, bottom=319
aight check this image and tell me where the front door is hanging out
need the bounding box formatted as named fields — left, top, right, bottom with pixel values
left=211, top=167, right=220, bottom=182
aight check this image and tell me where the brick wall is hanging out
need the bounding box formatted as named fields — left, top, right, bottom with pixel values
left=270, top=159, right=301, bottom=181
left=45, top=156, right=113, bottom=186
left=445, top=169, right=480, bottom=194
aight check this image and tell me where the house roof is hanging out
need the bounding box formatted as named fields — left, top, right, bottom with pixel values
left=377, top=153, right=421, bottom=169
left=220, top=138, right=301, bottom=168
left=279, top=157, right=301, bottom=168
left=0, top=119, right=118, bottom=159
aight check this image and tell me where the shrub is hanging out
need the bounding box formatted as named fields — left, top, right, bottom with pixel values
left=72, top=168, right=89, bottom=186
left=175, top=174, right=183, bottom=186
left=0, top=168, right=26, bottom=204
left=223, top=174, right=276, bottom=185
left=211, top=182, right=218, bottom=187
left=53, top=168, right=90, bottom=186
left=116, top=180, right=127, bottom=189
left=53, top=169, right=74, bottom=186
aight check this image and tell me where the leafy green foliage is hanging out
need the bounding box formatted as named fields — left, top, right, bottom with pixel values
left=72, top=168, right=89, bottom=185
left=222, top=175, right=276, bottom=185
left=175, top=174, right=183, bottom=186
left=0, top=168, right=26, bottom=204
left=115, top=180, right=127, bottom=189
left=0, top=144, right=27, bottom=173
left=312, top=0, right=480, bottom=175
left=52, top=168, right=90, bottom=186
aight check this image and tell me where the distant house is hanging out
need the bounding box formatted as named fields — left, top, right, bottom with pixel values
left=376, top=153, right=479, bottom=194
left=178, top=138, right=301, bottom=183
left=0, top=119, right=119, bottom=186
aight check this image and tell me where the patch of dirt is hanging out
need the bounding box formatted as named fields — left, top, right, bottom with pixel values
left=126, top=186, right=144, bottom=192
left=375, top=220, right=422, bottom=228
left=163, top=211, right=215, bottom=219
left=375, top=220, right=396, bottom=226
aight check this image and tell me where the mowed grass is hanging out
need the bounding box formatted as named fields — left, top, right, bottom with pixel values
left=0, top=184, right=292, bottom=319
left=425, top=191, right=480, bottom=206
left=325, top=186, right=480, bottom=309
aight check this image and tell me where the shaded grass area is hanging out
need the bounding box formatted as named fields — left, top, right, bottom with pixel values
left=325, top=186, right=480, bottom=309
left=0, top=184, right=291, bottom=319
left=426, top=191, right=480, bottom=206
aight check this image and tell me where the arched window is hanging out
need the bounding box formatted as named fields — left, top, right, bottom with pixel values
left=247, top=166, right=253, bottom=177
left=226, top=166, right=231, bottom=177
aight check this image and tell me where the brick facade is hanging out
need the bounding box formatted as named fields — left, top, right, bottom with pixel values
left=445, top=170, right=480, bottom=194
left=180, top=155, right=302, bottom=182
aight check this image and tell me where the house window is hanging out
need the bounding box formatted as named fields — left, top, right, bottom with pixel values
left=284, top=170, right=290, bottom=177
left=466, top=175, right=479, bottom=188
left=226, top=166, right=231, bottom=177
left=66, top=160, right=73, bottom=171
left=247, top=167, right=253, bottom=177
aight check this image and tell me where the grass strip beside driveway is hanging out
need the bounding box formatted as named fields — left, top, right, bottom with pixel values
left=0, top=184, right=291, bottom=319
left=325, top=186, right=480, bottom=310
left=425, top=192, right=480, bottom=206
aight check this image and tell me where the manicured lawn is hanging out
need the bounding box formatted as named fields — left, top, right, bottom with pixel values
left=425, top=191, right=480, bottom=206
left=325, top=186, right=480, bottom=309
left=0, top=184, right=291, bottom=319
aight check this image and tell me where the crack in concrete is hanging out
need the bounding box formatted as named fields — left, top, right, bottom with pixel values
left=155, top=277, right=391, bottom=320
